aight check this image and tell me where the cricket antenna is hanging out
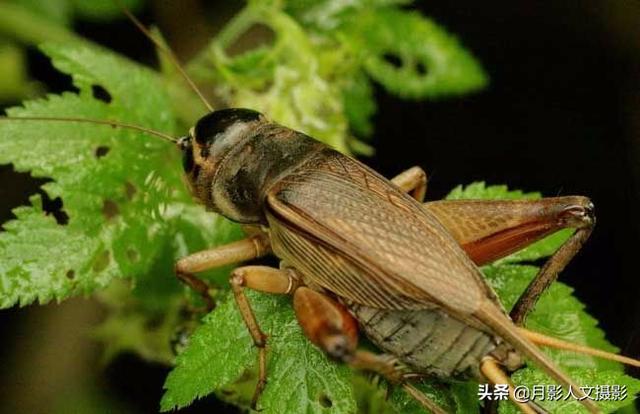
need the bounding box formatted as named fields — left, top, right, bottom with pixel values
left=117, top=0, right=214, bottom=112
left=0, top=116, right=179, bottom=144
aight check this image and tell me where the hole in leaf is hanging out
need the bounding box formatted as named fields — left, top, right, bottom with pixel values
left=126, top=248, right=139, bottom=263
left=0, top=165, right=71, bottom=227
left=92, top=250, right=111, bottom=272
left=102, top=199, right=120, bottom=220
left=416, top=61, right=428, bottom=76
left=382, top=53, right=403, bottom=69
left=43, top=195, right=69, bottom=225
left=226, top=23, right=276, bottom=56
left=124, top=181, right=137, bottom=200
left=27, top=49, right=77, bottom=95
left=518, top=257, right=548, bottom=267
left=319, top=393, right=333, bottom=408
left=0, top=165, right=42, bottom=226
left=95, top=146, right=110, bottom=158
left=91, top=84, right=112, bottom=103
left=66, top=270, right=75, bottom=279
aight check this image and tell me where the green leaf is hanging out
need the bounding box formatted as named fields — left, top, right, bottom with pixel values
left=161, top=291, right=356, bottom=413
left=446, top=182, right=541, bottom=200
left=346, top=8, right=488, bottom=99
left=389, top=380, right=479, bottom=414
left=342, top=71, right=376, bottom=138
left=0, top=42, right=240, bottom=308
left=0, top=196, right=100, bottom=307
left=213, top=7, right=351, bottom=153
left=1, top=44, right=170, bottom=305
left=351, top=373, right=396, bottom=414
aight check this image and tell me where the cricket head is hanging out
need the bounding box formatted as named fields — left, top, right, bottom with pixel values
left=178, top=108, right=322, bottom=225
left=178, top=108, right=265, bottom=222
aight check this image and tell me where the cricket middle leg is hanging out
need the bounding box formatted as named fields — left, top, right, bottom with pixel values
left=390, top=166, right=428, bottom=202
left=174, top=232, right=271, bottom=310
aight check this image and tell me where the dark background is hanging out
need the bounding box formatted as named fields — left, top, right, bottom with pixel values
left=1, top=1, right=639, bottom=412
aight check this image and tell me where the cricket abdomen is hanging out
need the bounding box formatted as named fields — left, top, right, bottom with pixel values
left=348, top=303, right=497, bottom=379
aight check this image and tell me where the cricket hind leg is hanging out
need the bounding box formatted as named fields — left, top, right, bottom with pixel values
left=174, top=231, right=270, bottom=311
left=423, top=196, right=595, bottom=324
left=390, top=166, right=428, bottom=202
left=292, top=286, right=447, bottom=414
left=510, top=223, right=592, bottom=324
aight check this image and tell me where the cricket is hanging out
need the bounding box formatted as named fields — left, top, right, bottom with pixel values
left=0, top=2, right=638, bottom=414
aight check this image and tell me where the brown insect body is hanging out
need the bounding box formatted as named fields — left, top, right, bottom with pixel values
left=182, top=108, right=600, bottom=412
left=263, top=148, right=528, bottom=380
left=348, top=303, right=508, bottom=380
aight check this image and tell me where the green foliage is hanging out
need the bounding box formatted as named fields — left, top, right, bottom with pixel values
left=0, top=2, right=635, bottom=414
left=447, top=181, right=541, bottom=200
left=0, top=42, right=241, bottom=313
left=161, top=292, right=356, bottom=413
left=389, top=380, right=479, bottom=414
left=0, top=43, right=169, bottom=306
left=190, top=0, right=487, bottom=153
left=346, top=8, right=487, bottom=99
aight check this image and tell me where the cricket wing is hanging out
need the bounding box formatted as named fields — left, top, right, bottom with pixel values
left=266, top=150, right=498, bottom=316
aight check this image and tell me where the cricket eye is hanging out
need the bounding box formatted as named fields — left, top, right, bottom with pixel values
left=193, top=108, right=262, bottom=145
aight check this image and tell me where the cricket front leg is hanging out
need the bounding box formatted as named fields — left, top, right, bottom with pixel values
left=175, top=232, right=270, bottom=310
left=293, top=287, right=446, bottom=414
left=424, top=197, right=595, bottom=324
